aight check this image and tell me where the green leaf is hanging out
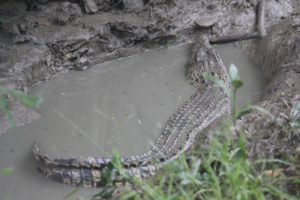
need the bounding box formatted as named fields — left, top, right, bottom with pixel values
left=229, top=63, right=240, bottom=81
left=99, top=162, right=114, bottom=187
left=229, top=64, right=244, bottom=90
left=291, top=101, right=300, bottom=119
left=98, top=150, right=125, bottom=188
left=236, top=105, right=252, bottom=119
left=9, top=90, right=43, bottom=109
left=120, top=191, right=138, bottom=200
left=93, top=186, right=115, bottom=199
left=238, top=133, right=247, bottom=159
left=0, top=96, right=15, bottom=128
left=192, top=159, right=201, bottom=176
left=1, top=167, right=13, bottom=176
left=231, top=80, right=243, bottom=89
left=254, top=159, right=293, bottom=167
left=111, top=149, right=122, bottom=170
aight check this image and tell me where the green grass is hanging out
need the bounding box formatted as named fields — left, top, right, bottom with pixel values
left=94, top=123, right=297, bottom=200
left=0, top=167, right=13, bottom=176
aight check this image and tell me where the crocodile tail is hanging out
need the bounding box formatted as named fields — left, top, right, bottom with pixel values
left=32, top=91, right=207, bottom=170
left=36, top=165, right=101, bottom=187
left=36, top=164, right=157, bottom=187
left=33, top=142, right=111, bottom=168
left=32, top=88, right=230, bottom=179
left=32, top=141, right=155, bottom=169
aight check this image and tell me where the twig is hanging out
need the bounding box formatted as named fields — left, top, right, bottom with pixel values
left=257, top=0, right=266, bottom=37
left=209, top=32, right=259, bottom=44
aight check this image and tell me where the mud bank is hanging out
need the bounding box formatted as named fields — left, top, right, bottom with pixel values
left=0, top=0, right=295, bottom=87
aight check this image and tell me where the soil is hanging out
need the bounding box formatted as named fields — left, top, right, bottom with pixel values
left=0, top=0, right=295, bottom=88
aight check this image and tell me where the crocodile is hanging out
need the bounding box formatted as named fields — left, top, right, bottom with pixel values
left=32, top=36, right=232, bottom=187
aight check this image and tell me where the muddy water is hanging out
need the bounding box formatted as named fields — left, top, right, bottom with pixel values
left=215, top=44, right=268, bottom=108
left=0, top=44, right=266, bottom=200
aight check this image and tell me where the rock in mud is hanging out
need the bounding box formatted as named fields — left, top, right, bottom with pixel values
left=292, top=13, right=300, bottom=27
left=13, top=35, right=39, bottom=44
left=149, top=0, right=168, bottom=5
left=0, top=100, right=41, bottom=136
left=41, top=2, right=82, bottom=25
left=82, top=0, right=98, bottom=14
left=264, top=0, right=293, bottom=29
left=0, top=48, right=9, bottom=64
left=17, top=24, right=27, bottom=34
left=43, top=26, right=97, bottom=72
left=25, top=0, right=49, bottom=11
left=93, top=0, right=122, bottom=11
left=73, top=56, right=90, bottom=71
left=122, top=0, right=144, bottom=11
left=211, top=9, right=256, bottom=37
left=109, top=21, right=149, bottom=45
left=194, top=16, right=219, bottom=28
left=6, top=23, right=20, bottom=36
left=1, top=22, right=23, bottom=36
left=1, top=45, right=53, bottom=84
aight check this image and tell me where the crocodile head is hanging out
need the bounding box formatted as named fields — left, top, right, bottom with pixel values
left=186, top=36, right=230, bottom=91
